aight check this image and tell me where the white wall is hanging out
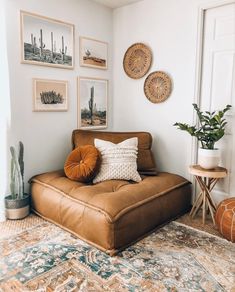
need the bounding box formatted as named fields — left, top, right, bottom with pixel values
left=0, top=0, right=11, bottom=221
left=113, top=0, right=209, bottom=178
left=4, top=0, right=113, bottom=198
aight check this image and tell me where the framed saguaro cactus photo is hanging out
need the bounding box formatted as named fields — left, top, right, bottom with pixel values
left=78, top=77, right=108, bottom=129
left=20, top=11, right=74, bottom=69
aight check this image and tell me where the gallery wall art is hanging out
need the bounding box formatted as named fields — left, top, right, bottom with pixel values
left=78, top=77, right=108, bottom=129
left=33, top=78, right=68, bottom=111
left=80, top=37, right=108, bottom=70
left=21, top=11, right=74, bottom=69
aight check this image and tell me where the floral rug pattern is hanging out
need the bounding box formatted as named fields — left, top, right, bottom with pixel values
left=0, top=221, right=234, bottom=291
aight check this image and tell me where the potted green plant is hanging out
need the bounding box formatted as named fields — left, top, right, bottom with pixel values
left=5, top=141, right=30, bottom=219
left=174, top=104, right=231, bottom=169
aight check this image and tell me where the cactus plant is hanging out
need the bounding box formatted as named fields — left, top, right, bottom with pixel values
left=51, top=32, right=54, bottom=59
left=40, top=90, right=64, bottom=104
left=31, top=33, right=37, bottom=54
left=88, top=86, right=94, bottom=125
left=9, top=142, right=24, bottom=199
left=5, top=141, right=30, bottom=219
left=39, top=29, right=46, bottom=58
left=60, top=36, right=67, bottom=62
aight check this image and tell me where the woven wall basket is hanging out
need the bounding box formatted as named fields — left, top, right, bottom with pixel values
left=144, top=71, right=172, bottom=103
left=123, top=43, right=152, bottom=79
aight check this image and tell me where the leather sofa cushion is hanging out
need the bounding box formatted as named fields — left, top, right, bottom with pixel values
left=64, top=145, right=101, bottom=182
left=72, top=130, right=157, bottom=175
left=31, top=170, right=191, bottom=255
left=31, top=170, right=188, bottom=222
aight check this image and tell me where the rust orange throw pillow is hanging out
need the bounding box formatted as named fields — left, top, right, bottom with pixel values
left=64, top=145, right=101, bottom=182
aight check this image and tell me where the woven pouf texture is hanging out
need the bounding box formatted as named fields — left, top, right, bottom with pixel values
left=215, top=198, right=235, bottom=242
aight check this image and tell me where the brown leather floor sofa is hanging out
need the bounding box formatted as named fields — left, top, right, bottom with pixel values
left=30, top=130, right=191, bottom=255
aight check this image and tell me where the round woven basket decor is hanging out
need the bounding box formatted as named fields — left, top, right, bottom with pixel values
left=123, top=43, right=152, bottom=79
left=144, top=71, right=172, bottom=103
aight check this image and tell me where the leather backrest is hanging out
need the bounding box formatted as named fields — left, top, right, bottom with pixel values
left=72, top=130, right=157, bottom=175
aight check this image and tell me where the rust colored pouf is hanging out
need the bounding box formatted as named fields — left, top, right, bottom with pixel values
left=215, top=198, right=235, bottom=242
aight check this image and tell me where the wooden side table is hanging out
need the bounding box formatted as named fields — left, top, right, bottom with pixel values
left=189, top=165, right=227, bottom=225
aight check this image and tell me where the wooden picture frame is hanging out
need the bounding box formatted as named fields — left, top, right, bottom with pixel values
left=21, top=11, right=74, bottom=69
left=79, top=37, right=108, bottom=70
left=78, top=77, right=108, bottom=129
left=33, top=78, right=68, bottom=111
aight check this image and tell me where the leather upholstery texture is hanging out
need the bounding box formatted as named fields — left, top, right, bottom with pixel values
left=72, top=130, right=157, bottom=175
left=30, top=130, right=191, bottom=255
left=31, top=171, right=191, bottom=255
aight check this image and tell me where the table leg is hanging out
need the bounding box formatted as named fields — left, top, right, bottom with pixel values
left=207, top=197, right=216, bottom=225
left=195, top=176, right=215, bottom=225
left=202, top=190, right=206, bottom=225
left=190, top=190, right=202, bottom=216
left=191, top=192, right=203, bottom=218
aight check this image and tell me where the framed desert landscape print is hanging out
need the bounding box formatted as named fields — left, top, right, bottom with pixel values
left=33, top=78, right=68, bottom=111
left=78, top=77, right=108, bottom=129
left=21, top=11, right=74, bottom=69
left=80, top=37, right=108, bottom=69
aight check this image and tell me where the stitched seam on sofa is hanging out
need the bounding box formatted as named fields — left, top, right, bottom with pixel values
left=32, top=209, right=116, bottom=255
left=113, top=181, right=191, bottom=221
left=31, top=179, right=189, bottom=223
left=31, top=179, right=113, bottom=223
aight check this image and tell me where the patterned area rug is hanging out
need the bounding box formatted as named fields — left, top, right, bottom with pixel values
left=0, top=220, right=234, bottom=292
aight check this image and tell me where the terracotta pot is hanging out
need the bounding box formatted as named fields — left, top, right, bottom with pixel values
left=198, top=148, right=220, bottom=169
left=5, top=193, right=30, bottom=220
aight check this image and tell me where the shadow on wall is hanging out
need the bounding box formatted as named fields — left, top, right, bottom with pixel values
left=0, top=0, right=11, bottom=222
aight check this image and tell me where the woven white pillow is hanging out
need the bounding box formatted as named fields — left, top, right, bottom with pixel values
left=93, top=137, right=142, bottom=183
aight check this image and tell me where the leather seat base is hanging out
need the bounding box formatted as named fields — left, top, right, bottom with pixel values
left=30, top=170, right=191, bottom=255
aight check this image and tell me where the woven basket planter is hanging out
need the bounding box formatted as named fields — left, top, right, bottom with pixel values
left=5, top=194, right=30, bottom=220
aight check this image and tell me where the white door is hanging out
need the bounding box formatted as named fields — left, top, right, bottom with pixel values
left=200, top=3, right=235, bottom=204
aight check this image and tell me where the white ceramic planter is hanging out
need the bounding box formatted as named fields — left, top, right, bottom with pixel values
left=198, top=148, right=220, bottom=169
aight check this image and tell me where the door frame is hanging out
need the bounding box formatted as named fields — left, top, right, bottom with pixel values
left=190, top=0, right=235, bottom=197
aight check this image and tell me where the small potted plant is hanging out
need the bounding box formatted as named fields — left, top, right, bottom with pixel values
left=174, top=104, right=231, bottom=169
left=5, top=142, right=30, bottom=219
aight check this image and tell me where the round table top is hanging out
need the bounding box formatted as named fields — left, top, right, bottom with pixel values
left=189, top=165, right=227, bottom=178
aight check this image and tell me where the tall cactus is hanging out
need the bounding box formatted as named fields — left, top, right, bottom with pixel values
left=51, top=32, right=54, bottom=59
left=18, top=141, right=24, bottom=194
left=10, top=142, right=24, bottom=199
left=39, top=29, right=45, bottom=58
left=31, top=33, right=37, bottom=54
left=10, top=154, right=16, bottom=199
left=88, top=86, right=94, bottom=125
left=54, top=40, right=57, bottom=53
left=60, top=36, right=67, bottom=62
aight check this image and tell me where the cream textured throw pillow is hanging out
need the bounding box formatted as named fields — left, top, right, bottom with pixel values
left=93, top=137, right=142, bottom=183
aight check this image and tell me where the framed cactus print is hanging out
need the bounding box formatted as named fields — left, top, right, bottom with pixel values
left=33, top=78, right=68, bottom=111
left=21, top=11, right=74, bottom=69
left=80, top=37, right=108, bottom=69
left=78, top=77, right=108, bottom=129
